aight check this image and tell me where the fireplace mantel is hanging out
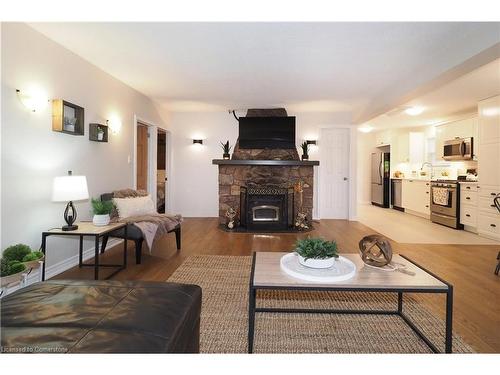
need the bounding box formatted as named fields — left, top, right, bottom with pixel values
left=212, top=159, right=319, bottom=166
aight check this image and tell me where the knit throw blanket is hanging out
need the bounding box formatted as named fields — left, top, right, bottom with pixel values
left=112, top=189, right=182, bottom=251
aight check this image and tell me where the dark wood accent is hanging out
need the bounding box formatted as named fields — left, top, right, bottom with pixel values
left=213, top=159, right=319, bottom=166
left=89, top=123, right=108, bottom=142
left=52, top=218, right=500, bottom=353
left=157, top=132, right=166, bottom=169
left=52, top=99, right=84, bottom=136
left=136, top=124, right=148, bottom=191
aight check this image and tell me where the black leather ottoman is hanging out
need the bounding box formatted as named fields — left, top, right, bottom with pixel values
left=1, top=280, right=201, bottom=353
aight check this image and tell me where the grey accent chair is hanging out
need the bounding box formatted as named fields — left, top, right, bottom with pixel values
left=100, top=193, right=181, bottom=264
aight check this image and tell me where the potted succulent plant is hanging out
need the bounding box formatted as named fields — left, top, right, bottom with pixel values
left=97, top=126, right=105, bottom=141
left=300, top=141, right=309, bottom=160
left=220, top=140, right=232, bottom=160
left=91, top=198, right=115, bottom=226
left=295, top=237, right=339, bottom=269
left=22, top=250, right=45, bottom=270
left=1, top=244, right=31, bottom=285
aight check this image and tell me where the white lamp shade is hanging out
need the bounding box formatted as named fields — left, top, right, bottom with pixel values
left=52, top=175, right=89, bottom=202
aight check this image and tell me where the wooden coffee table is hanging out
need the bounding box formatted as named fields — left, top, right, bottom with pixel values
left=248, top=252, right=453, bottom=353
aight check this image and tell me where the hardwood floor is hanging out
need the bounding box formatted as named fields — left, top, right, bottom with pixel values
left=54, top=218, right=500, bottom=353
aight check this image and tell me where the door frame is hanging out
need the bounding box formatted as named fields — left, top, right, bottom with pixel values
left=133, top=115, right=172, bottom=211
left=318, top=125, right=357, bottom=221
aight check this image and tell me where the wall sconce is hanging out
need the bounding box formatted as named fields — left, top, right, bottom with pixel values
left=106, top=117, right=122, bottom=134
left=16, top=88, right=49, bottom=112
left=306, top=140, right=318, bottom=151
left=193, top=139, right=203, bottom=145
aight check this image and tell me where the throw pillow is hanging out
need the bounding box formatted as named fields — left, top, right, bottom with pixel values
left=113, top=195, right=156, bottom=219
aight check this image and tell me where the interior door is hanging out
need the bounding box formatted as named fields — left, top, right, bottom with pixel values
left=136, top=124, right=149, bottom=191
left=156, top=130, right=167, bottom=213
left=320, top=128, right=350, bottom=219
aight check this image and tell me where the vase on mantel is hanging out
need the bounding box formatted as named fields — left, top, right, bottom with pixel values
left=301, top=154, right=309, bottom=161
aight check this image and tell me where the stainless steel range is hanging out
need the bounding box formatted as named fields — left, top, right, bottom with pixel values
left=430, top=180, right=462, bottom=229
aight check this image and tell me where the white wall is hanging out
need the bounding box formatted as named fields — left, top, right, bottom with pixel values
left=1, top=23, right=170, bottom=269
left=168, top=110, right=356, bottom=219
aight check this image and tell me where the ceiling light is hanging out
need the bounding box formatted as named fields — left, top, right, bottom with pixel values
left=404, top=106, right=424, bottom=116
left=358, top=126, right=373, bottom=133
left=482, top=107, right=499, bottom=117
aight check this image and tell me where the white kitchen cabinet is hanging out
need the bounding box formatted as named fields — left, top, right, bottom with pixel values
left=476, top=96, right=500, bottom=240
left=477, top=214, right=500, bottom=239
left=477, top=185, right=500, bottom=240
left=392, top=131, right=424, bottom=164
left=402, top=179, right=430, bottom=216
left=435, top=117, right=478, bottom=160
left=375, top=130, right=391, bottom=147
left=478, top=96, right=500, bottom=144
left=478, top=143, right=500, bottom=187
left=459, top=182, right=479, bottom=230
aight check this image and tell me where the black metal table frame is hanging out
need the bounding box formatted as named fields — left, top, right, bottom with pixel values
left=248, top=253, right=453, bottom=354
left=41, top=224, right=128, bottom=281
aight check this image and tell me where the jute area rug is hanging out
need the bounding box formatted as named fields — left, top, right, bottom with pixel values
left=167, top=255, right=473, bottom=353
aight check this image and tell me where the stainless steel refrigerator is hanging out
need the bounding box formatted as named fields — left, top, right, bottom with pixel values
left=371, top=152, right=390, bottom=208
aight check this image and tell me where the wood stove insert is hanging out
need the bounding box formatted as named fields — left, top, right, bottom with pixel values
left=240, top=186, right=294, bottom=231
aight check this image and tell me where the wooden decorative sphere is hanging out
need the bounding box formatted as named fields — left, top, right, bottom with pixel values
left=358, top=235, right=392, bottom=267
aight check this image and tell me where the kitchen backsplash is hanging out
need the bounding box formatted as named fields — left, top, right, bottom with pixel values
left=392, top=160, right=478, bottom=180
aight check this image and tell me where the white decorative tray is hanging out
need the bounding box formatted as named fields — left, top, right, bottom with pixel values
left=280, top=253, right=357, bottom=282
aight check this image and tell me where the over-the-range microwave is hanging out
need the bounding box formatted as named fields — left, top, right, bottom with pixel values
left=443, top=137, right=473, bottom=161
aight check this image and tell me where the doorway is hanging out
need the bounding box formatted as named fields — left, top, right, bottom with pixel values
left=157, top=129, right=167, bottom=213
left=136, top=122, right=149, bottom=192
left=319, top=127, right=351, bottom=219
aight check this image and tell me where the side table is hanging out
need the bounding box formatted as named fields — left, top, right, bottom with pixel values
left=41, top=222, right=128, bottom=281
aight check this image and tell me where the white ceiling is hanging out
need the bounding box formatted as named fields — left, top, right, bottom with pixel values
left=363, top=58, right=500, bottom=130
left=29, top=22, right=500, bottom=123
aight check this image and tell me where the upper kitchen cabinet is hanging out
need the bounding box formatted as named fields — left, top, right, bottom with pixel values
left=435, top=117, right=478, bottom=160
left=375, top=129, right=392, bottom=147
left=478, top=95, right=500, bottom=145
left=392, top=131, right=425, bottom=164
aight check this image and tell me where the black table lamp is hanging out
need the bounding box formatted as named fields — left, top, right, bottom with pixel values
left=52, top=171, right=89, bottom=231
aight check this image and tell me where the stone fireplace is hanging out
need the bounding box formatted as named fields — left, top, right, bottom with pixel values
left=212, top=108, right=319, bottom=232
left=215, top=162, right=317, bottom=230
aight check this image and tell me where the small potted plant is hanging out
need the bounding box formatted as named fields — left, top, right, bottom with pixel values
left=295, top=237, right=339, bottom=269
left=22, top=250, right=45, bottom=270
left=91, top=198, right=115, bottom=226
left=220, top=140, right=232, bottom=160
left=97, top=126, right=105, bottom=141
left=1, top=244, right=31, bottom=285
left=300, top=141, right=309, bottom=160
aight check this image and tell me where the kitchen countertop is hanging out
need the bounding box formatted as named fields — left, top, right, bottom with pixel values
left=391, top=177, right=432, bottom=181
left=391, top=177, right=479, bottom=183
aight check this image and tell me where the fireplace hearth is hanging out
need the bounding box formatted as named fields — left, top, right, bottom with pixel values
left=240, top=186, right=294, bottom=231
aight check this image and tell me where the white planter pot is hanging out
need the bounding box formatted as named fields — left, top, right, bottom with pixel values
left=93, top=214, right=110, bottom=226
left=97, top=132, right=104, bottom=140
left=298, top=255, right=336, bottom=269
